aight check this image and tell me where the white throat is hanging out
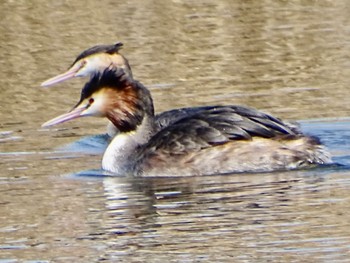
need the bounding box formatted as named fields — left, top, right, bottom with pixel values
left=101, top=115, right=155, bottom=175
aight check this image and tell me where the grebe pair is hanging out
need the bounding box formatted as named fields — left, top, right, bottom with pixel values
left=41, top=43, right=212, bottom=137
left=41, top=43, right=331, bottom=176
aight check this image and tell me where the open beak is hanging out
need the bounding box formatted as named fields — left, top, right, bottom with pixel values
left=42, top=104, right=88, bottom=127
left=41, top=63, right=82, bottom=87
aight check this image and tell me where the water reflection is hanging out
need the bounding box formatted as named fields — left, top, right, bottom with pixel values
left=1, top=153, right=350, bottom=261
left=82, top=170, right=350, bottom=261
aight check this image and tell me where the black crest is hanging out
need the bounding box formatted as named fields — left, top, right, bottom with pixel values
left=71, top=42, right=124, bottom=66
left=79, top=68, right=131, bottom=101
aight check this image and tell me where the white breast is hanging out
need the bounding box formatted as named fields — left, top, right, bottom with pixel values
left=102, top=132, right=137, bottom=174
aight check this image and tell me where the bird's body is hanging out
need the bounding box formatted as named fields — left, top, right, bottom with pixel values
left=42, top=68, right=331, bottom=177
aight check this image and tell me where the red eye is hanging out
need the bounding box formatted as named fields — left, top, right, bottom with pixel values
left=89, top=98, right=94, bottom=104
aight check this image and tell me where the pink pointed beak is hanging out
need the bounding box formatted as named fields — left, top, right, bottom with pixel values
left=42, top=105, right=88, bottom=127
left=41, top=63, right=83, bottom=87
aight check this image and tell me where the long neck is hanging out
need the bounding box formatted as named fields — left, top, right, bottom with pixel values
left=102, top=114, right=155, bottom=174
left=102, top=80, right=156, bottom=174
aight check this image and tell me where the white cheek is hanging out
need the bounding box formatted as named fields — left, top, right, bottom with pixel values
left=86, top=57, right=111, bottom=74
left=82, top=95, right=106, bottom=117
left=77, top=64, right=96, bottom=76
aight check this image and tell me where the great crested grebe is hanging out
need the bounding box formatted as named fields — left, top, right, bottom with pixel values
left=41, top=42, right=222, bottom=137
left=41, top=42, right=133, bottom=87
left=42, top=68, right=331, bottom=177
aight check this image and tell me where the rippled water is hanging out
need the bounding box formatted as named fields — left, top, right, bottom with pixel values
left=2, top=0, right=350, bottom=262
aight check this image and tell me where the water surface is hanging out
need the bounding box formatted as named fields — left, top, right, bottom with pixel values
left=1, top=0, right=350, bottom=262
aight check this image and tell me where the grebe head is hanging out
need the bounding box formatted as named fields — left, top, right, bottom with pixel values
left=42, top=68, right=153, bottom=133
left=41, top=42, right=133, bottom=87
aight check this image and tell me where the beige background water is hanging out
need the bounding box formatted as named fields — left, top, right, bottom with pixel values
left=1, top=0, right=350, bottom=262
